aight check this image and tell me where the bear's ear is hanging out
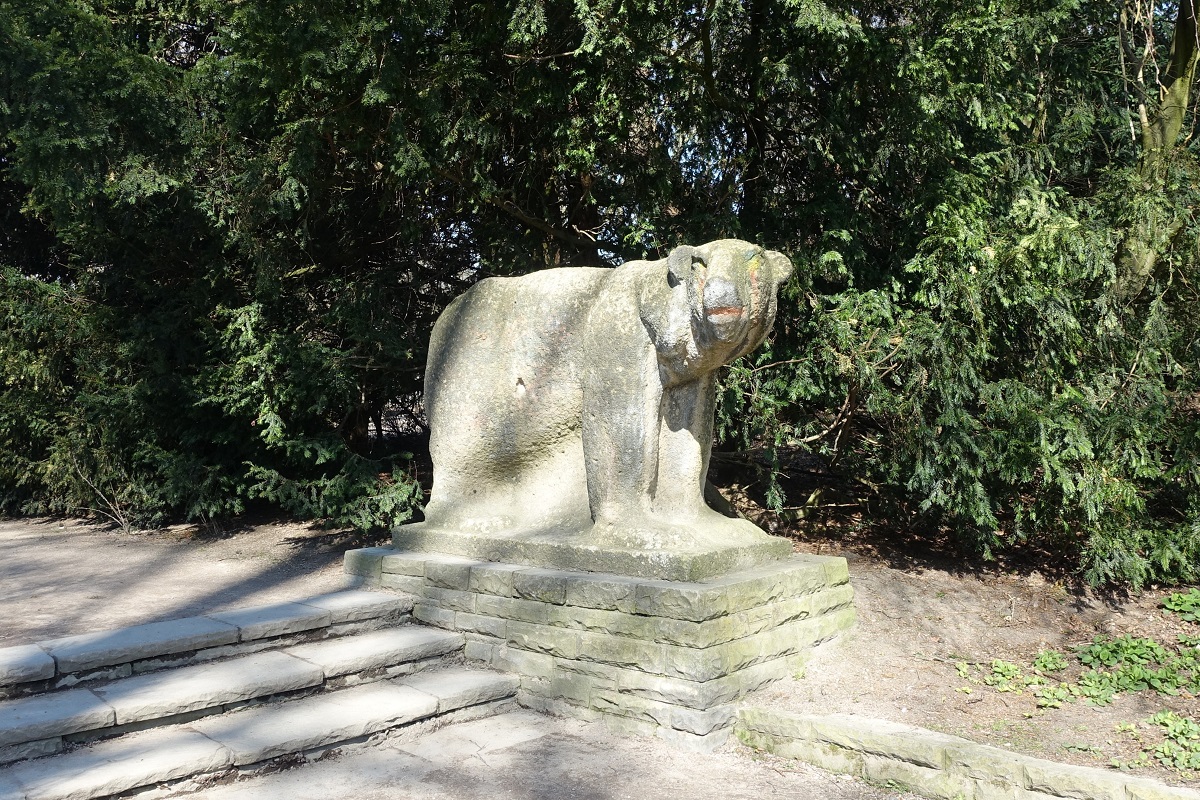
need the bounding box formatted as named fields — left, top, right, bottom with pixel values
left=667, top=245, right=701, bottom=287
left=764, top=250, right=794, bottom=285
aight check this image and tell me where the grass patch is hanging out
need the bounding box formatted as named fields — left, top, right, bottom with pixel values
left=955, top=591, right=1200, bottom=779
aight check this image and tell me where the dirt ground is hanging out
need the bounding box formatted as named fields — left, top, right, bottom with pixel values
left=753, top=537, right=1200, bottom=790
left=0, top=516, right=361, bottom=646
left=2, top=515, right=1197, bottom=793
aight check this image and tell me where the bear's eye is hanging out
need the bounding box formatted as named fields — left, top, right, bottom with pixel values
left=666, top=270, right=680, bottom=288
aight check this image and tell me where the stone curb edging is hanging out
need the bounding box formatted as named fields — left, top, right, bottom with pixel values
left=735, top=707, right=1200, bottom=800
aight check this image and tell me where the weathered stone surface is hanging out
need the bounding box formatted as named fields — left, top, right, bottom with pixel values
left=859, top=753, right=971, bottom=800
left=734, top=708, right=1200, bottom=800
left=506, top=621, right=579, bottom=659
left=189, top=682, right=438, bottom=765
left=807, top=714, right=957, bottom=771
left=403, top=667, right=519, bottom=712
left=945, top=740, right=1028, bottom=787
left=412, top=603, right=456, bottom=629
left=476, top=594, right=554, bottom=625
left=561, top=573, right=641, bottom=612
left=490, top=646, right=557, bottom=680
left=41, top=617, right=239, bottom=674
left=298, top=590, right=411, bottom=624
left=590, top=688, right=674, bottom=729
left=737, top=706, right=816, bottom=739
left=463, top=639, right=500, bottom=664
left=392, top=528, right=791, bottom=582
left=422, top=557, right=476, bottom=590
left=468, top=563, right=524, bottom=597
left=395, top=240, right=795, bottom=581
left=0, top=645, right=54, bottom=686
left=283, top=627, right=462, bottom=678
left=588, top=687, right=732, bottom=737
left=1125, top=780, right=1200, bottom=800
left=547, top=672, right=596, bottom=706
left=513, top=569, right=570, bottom=605
left=342, top=547, right=391, bottom=581
left=7, top=726, right=231, bottom=800
left=93, top=650, right=323, bottom=724
left=571, top=610, right=851, bottom=683
left=355, top=551, right=854, bottom=735
left=207, top=602, right=331, bottom=641
left=548, top=585, right=854, bottom=649
left=379, top=574, right=426, bottom=594
left=357, top=549, right=850, bottom=622
left=1021, top=757, right=1126, bottom=800
left=380, top=552, right=428, bottom=577
left=655, top=723, right=730, bottom=754
left=454, top=612, right=507, bottom=638
left=669, top=704, right=736, bottom=736
left=0, top=770, right=23, bottom=800
left=421, top=587, right=476, bottom=613
left=0, top=689, right=113, bottom=746
left=737, top=727, right=867, bottom=778
left=0, top=736, right=60, bottom=766
left=577, top=631, right=666, bottom=674
left=597, top=709, right=660, bottom=740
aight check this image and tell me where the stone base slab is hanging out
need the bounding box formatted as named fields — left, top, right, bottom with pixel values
left=344, top=548, right=855, bottom=748
left=392, top=522, right=794, bottom=582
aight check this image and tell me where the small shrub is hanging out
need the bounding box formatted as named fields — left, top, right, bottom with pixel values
left=1163, top=590, right=1200, bottom=624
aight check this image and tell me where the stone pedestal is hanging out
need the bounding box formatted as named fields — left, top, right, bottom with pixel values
left=344, top=548, right=855, bottom=750
left=392, top=521, right=793, bottom=582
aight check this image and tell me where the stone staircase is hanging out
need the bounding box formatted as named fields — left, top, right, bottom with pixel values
left=0, top=590, right=518, bottom=800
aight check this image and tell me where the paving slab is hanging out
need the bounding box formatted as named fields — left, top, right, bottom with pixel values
left=92, top=650, right=323, bottom=724
left=206, top=602, right=331, bottom=641
left=298, top=590, right=412, bottom=624
left=0, top=689, right=113, bottom=747
left=0, top=736, right=61, bottom=766
left=6, top=726, right=231, bottom=800
left=0, top=644, right=54, bottom=686
left=169, top=711, right=909, bottom=800
left=283, top=627, right=462, bottom=678
left=0, top=770, right=25, bottom=800
left=188, top=681, right=440, bottom=765
left=40, top=617, right=239, bottom=674
left=401, top=667, right=519, bottom=713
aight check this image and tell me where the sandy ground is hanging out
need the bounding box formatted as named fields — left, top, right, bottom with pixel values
left=0, top=517, right=912, bottom=800
left=0, top=517, right=357, bottom=646
left=751, top=545, right=1200, bottom=790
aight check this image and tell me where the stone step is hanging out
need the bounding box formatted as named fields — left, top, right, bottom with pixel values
left=0, top=667, right=519, bottom=800
left=0, top=590, right=412, bottom=698
left=0, top=626, right=464, bottom=762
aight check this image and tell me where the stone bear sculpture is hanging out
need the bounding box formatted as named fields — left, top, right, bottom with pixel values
left=419, top=239, right=793, bottom=552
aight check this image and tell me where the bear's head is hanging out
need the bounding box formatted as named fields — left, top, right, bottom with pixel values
left=641, top=239, right=792, bottom=385
left=666, top=239, right=792, bottom=361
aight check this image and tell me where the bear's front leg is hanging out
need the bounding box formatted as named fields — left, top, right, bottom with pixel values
left=580, top=347, right=663, bottom=530
left=651, top=371, right=716, bottom=521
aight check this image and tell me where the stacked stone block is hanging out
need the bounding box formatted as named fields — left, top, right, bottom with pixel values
left=345, top=548, right=855, bottom=749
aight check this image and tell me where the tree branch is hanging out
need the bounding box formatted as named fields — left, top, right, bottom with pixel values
left=434, top=167, right=602, bottom=251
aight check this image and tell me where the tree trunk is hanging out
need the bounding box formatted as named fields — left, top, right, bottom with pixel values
left=1117, top=0, right=1197, bottom=300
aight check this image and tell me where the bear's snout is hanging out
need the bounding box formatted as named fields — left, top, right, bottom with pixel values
left=702, top=276, right=746, bottom=331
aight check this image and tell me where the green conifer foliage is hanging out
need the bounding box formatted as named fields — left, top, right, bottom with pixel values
left=0, top=0, right=1195, bottom=582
